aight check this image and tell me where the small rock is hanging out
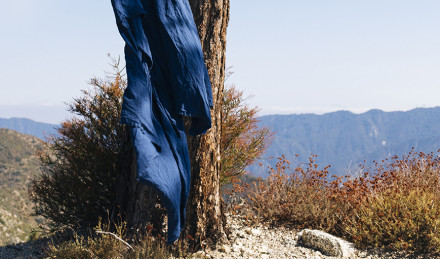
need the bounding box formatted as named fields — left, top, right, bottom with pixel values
left=219, top=244, right=231, bottom=253
left=298, top=229, right=355, bottom=257
left=232, top=245, right=241, bottom=253
left=192, top=250, right=206, bottom=258
left=258, top=245, right=269, bottom=254
left=251, top=228, right=262, bottom=236
left=236, top=230, right=245, bottom=238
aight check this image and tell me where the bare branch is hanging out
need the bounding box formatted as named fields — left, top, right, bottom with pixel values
left=95, top=230, right=134, bottom=251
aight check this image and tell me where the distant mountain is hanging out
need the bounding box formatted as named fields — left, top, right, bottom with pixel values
left=0, top=129, right=44, bottom=245
left=0, top=118, right=58, bottom=140
left=4, top=109, right=440, bottom=180
left=250, top=107, right=440, bottom=178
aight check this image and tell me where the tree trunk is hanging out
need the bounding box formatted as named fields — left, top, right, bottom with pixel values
left=112, top=128, right=166, bottom=236
left=184, top=0, right=230, bottom=248
left=113, top=0, right=230, bottom=249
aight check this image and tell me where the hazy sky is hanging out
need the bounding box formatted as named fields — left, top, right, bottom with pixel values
left=1, top=0, right=440, bottom=124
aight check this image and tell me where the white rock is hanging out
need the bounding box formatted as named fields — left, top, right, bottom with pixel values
left=192, top=250, right=205, bottom=258
left=258, top=245, right=269, bottom=254
left=251, top=228, right=262, bottom=236
left=232, top=246, right=240, bottom=253
left=219, top=244, right=231, bottom=253
left=298, top=229, right=356, bottom=257
left=236, top=230, right=245, bottom=238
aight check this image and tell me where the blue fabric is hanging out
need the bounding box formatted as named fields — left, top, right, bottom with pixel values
left=111, top=0, right=212, bottom=243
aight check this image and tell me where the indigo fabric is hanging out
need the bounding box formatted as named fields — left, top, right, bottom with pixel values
left=111, top=0, right=212, bottom=243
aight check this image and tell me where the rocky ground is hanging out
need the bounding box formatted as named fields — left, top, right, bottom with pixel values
left=192, top=214, right=433, bottom=259
left=0, top=238, right=48, bottom=258
left=0, top=214, right=435, bottom=258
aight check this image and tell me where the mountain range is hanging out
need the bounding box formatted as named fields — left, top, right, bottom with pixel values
left=251, top=107, right=440, bottom=177
left=0, top=118, right=58, bottom=140
left=2, top=107, right=440, bottom=178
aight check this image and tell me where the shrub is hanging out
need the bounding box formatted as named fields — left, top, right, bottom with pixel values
left=29, top=58, right=126, bottom=231
left=346, top=188, right=440, bottom=252
left=240, top=149, right=440, bottom=254
left=243, top=155, right=346, bottom=232
left=344, top=150, right=440, bottom=252
left=29, top=58, right=270, bottom=233
left=221, top=85, right=272, bottom=186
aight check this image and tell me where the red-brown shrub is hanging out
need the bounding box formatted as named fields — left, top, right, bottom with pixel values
left=237, top=149, right=440, bottom=253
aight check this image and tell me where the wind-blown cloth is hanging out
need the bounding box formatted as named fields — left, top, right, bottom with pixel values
left=111, top=0, right=213, bottom=243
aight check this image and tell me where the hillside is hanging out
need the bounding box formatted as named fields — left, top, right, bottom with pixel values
left=251, top=107, right=440, bottom=177
left=0, top=128, right=45, bottom=245
left=0, top=118, right=58, bottom=140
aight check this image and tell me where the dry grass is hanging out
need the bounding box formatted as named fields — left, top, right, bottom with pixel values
left=232, top=149, right=440, bottom=254
left=47, top=221, right=171, bottom=259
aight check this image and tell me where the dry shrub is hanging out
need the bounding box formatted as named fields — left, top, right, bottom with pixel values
left=239, top=149, right=440, bottom=253
left=29, top=60, right=126, bottom=231
left=346, top=189, right=440, bottom=252
left=221, top=85, right=272, bottom=186
left=345, top=150, right=440, bottom=253
left=244, top=155, right=344, bottom=232
left=30, top=63, right=270, bottom=232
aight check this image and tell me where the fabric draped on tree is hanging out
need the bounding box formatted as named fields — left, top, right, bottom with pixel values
left=111, top=0, right=213, bottom=243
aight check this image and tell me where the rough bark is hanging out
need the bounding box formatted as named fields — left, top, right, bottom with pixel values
left=112, top=128, right=166, bottom=236
left=113, top=0, right=230, bottom=248
left=184, top=0, right=230, bottom=248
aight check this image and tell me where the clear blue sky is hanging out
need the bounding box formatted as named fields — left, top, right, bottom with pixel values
left=1, top=0, right=440, bottom=124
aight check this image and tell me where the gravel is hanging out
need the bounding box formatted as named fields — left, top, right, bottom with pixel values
left=1, top=214, right=436, bottom=258
left=189, top=214, right=435, bottom=259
